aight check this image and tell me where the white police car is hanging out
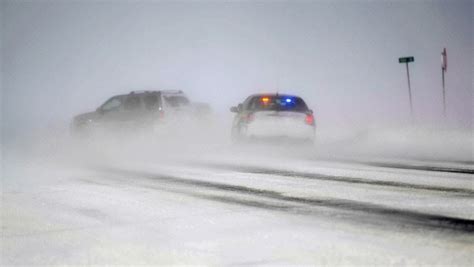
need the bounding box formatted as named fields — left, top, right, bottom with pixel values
left=230, top=93, right=315, bottom=143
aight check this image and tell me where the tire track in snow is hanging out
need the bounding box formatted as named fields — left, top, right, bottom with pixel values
left=195, top=162, right=474, bottom=196
left=97, top=167, right=474, bottom=234
left=366, top=162, right=474, bottom=175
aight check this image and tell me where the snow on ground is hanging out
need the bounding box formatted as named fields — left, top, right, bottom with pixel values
left=2, top=126, right=473, bottom=265
left=2, top=157, right=473, bottom=265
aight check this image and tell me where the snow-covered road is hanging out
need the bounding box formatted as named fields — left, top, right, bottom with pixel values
left=2, top=144, right=473, bottom=265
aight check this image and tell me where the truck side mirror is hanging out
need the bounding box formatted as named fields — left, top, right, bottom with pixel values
left=230, top=106, right=239, bottom=113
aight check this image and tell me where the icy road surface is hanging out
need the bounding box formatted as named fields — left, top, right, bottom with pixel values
left=2, top=143, right=473, bottom=265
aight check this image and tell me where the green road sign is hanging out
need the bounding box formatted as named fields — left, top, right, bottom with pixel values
left=399, top=57, right=414, bottom=63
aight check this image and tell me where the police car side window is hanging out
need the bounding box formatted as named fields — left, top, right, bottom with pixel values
left=243, top=96, right=254, bottom=111
left=247, top=97, right=261, bottom=111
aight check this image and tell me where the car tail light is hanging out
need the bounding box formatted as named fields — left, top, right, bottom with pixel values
left=305, top=114, right=314, bottom=125
left=159, top=110, right=165, bottom=119
left=245, top=113, right=254, bottom=123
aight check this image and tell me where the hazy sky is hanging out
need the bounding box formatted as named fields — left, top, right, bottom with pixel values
left=1, top=0, right=472, bottom=139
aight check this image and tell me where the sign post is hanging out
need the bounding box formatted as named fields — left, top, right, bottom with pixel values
left=399, top=56, right=415, bottom=118
left=441, top=48, right=447, bottom=117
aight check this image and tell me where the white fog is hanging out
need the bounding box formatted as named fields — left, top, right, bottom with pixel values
left=1, top=1, right=473, bottom=265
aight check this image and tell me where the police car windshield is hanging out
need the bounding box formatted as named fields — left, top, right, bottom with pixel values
left=248, top=96, right=308, bottom=112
